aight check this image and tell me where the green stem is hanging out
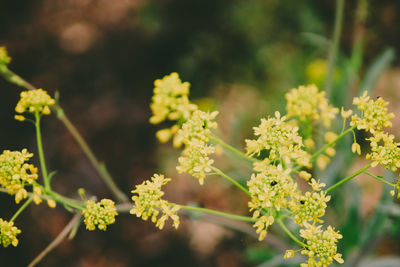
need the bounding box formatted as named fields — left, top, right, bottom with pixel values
left=326, top=164, right=371, bottom=193
left=10, top=196, right=33, bottom=222
left=293, top=125, right=356, bottom=173
left=35, top=112, right=50, bottom=190
left=276, top=218, right=306, bottom=247
left=178, top=204, right=256, bottom=223
left=211, top=166, right=251, bottom=197
left=364, top=171, right=395, bottom=187
left=324, top=0, right=345, bottom=97
left=210, top=135, right=257, bottom=163
left=46, top=190, right=85, bottom=210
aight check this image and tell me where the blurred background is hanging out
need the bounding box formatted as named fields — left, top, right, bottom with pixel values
left=1, top=0, right=400, bottom=266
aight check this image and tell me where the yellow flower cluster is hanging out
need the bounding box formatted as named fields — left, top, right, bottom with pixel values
left=15, top=89, right=55, bottom=119
left=176, top=110, right=218, bottom=184
left=289, top=186, right=331, bottom=225
left=83, top=199, right=118, bottom=231
left=299, top=223, right=344, bottom=267
left=0, top=149, right=41, bottom=204
left=366, top=132, right=400, bottom=171
left=131, top=174, right=180, bottom=229
left=285, top=84, right=338, bottom=127
left=351, top=92, right=394, bottom=134
left=0, top=46, right=11, bottom=65
left=0, top=219, right=21, bottom=248
left=150, top=73, right=198, bottom=144
left=245, top=111, right=310, bottom=167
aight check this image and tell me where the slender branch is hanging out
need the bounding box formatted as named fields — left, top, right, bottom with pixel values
left=326, top=164, right=371, bottom=193
left=324, top=0, right=346, bottom=97
left=276, top=218, right=306, bottom=247
left=0, top=66, right=128, bottom=202
left=35, top=112, right=50, bottom=190
left=210, top=135, right=258, bottom=163
left=178, top=204, right=256, bottom=223
left=10, top=196, right=33, bottom=222
left=56, top=107, right=128, bottom=203
left=211, top=166, right=251, bottom=197
left=364, top=171, right=395, bottom=187
left=28, top=213, right=81, bottom=267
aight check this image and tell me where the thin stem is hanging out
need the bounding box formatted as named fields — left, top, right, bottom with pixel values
left=211, top=166, right=251, bottom=197
left=292, top=125, right=356, bottom=173
left=0, top=65, right=128, bottom=202
left=324, top=0, right=345, bottom=97
left=364, top=171, right=395, bottom=187
left=210, top=135, right=258, bottom=163
left=28, top=213, right=81, bottom=267
left=276, top=218, right=306, bottom=247
left=46, top=190, right=85, bottom=211
left=326, top=164, right=371, bottom=193
left=10, top=196, right=33, bottom=222
left=178, top=204, right=256, bottom=223
left=56, top=108, right=129, bottom=203
left=35, top=112, right=50, bottom=190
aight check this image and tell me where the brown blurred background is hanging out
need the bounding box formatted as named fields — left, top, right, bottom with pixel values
left=1, top=0, right=400, bottom=266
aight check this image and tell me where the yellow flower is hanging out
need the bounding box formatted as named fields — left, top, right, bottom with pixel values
left=352, top=142, right=361, bottom=155
left=300, top=223, right=343, bottom=266
left=0, top=149, right=39, bottom=203
left=253, top=215, right=274, bottom=241
left=15, top=89, right=55, bottom=116
left=246, top=111, right=311, bottom=167
left=284, top=250, right=295, bottom=259
left=366, top=131, right=400, bottom=171
left=149, top=73, right=197, bottom=124
left=0, top=46, right=11, bottom=65
left=0, top=219, right=21, bottom=248
left=131, top=174, right=180, bottom=229
left=83, top=199, right=118, bottom=231
left=340, top=107, right=352, bottom=119
left=285, top=84, right=338, bottom=127
left=289, top=188, right=331, bottom=225
left=351, top=92, right=394, bottom=134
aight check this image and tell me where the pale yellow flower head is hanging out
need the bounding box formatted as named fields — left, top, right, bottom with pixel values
left=285, top=84, right=338, bottom=127
left=83, top=199, right=118, bottom=231
left=248, top=164, right=295, bottom=212
left=0, top=149, right=39, bottom=203
left=15, top=89, right=55, bottom=116
left=131, top=174, right=180, bottom=229
left=0, top=219, right=21, bottom=248
left=351, top=92, right=394, bottom=134
left=253, top=215, right=274, bottom=241
left=289, top=187, right=331, bottom=225
left=0, top=46, right=11, bottom=65
left=150, top=72, right=197, bottom=124
left=246, top=111, right=310, bottom=167
left=300, top=223, right=343, bottom=267
left=366, top=131, right=400, bottom=171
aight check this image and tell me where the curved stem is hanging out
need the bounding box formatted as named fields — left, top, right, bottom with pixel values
left=364, top=171, right=395, bottom=187
left=35, top=112, right=50, bottom=190
left=276, top=218, right=306, bottom=247
left=28, top=213, right=81, bottom=267
left=326, top=164, right=371, bottom=193
left=211, top=166, right=251, bottom=197
left=210, top=135, right=258, bottom=163
left=178, top=204, right=256, bottom=223
left=10, top=196, right=33, bottom=222
left=46, top=190, right=85, bottom=211
left=56, top=107, right=128, bottom=203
